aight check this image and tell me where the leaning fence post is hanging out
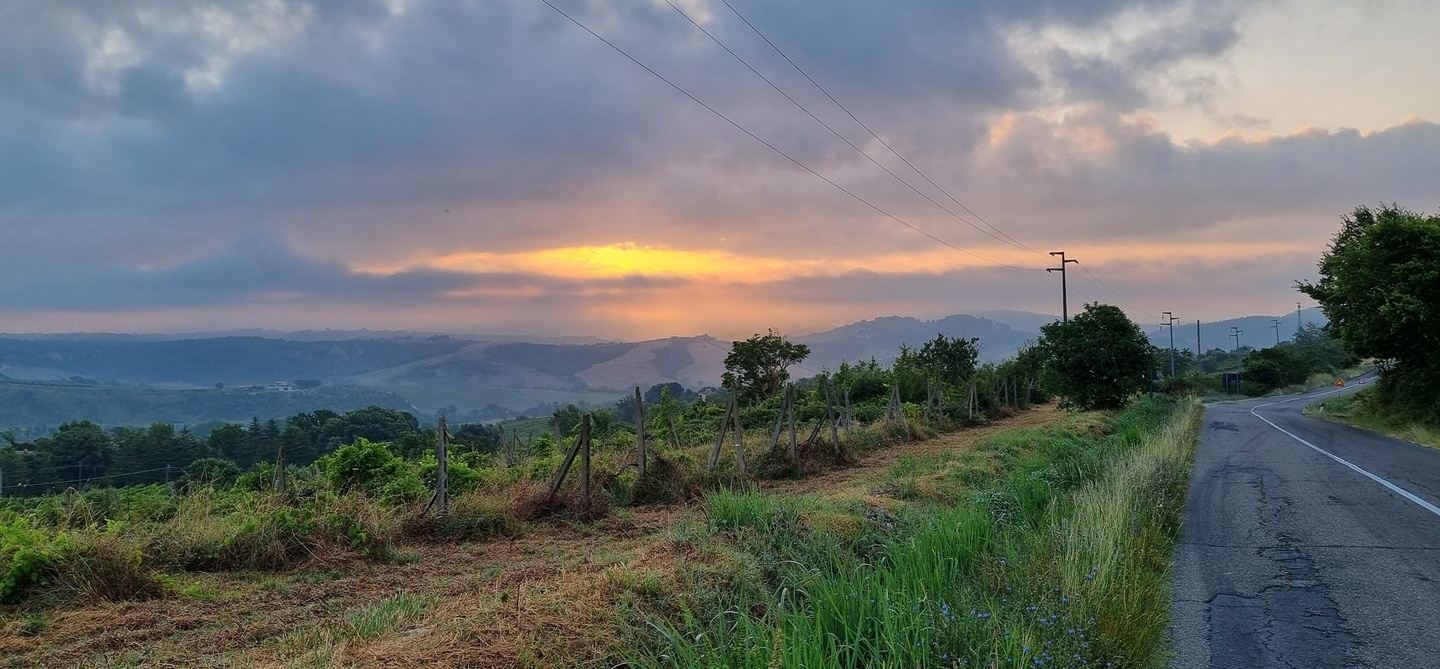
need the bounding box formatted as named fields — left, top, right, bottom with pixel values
left=768, top=385, right=788, bottom=453
left=547, top=418, right=587, bottom=502
left=709, top=395, right=732, bottom=470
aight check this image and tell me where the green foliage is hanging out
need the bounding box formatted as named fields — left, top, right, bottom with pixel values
left=1038, top=303, right=1155, bottom=410
left=1, top=517, right=65, bottom=602
left=1301, top=204, right=1440, bottom=415
left=321, top=438, right=424, bottom=504
left=916, top=333, right=981, bottom=382
left=722, top=330, right=810, bottom=402
left=185, top=457, right=241, bottom=487
left=1242, top=346, right=1309, bottom=394
left=631, top=397, right=1191, bottom=668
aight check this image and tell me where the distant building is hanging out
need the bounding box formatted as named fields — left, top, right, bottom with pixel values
left=265, top=381, right=295, bottom=392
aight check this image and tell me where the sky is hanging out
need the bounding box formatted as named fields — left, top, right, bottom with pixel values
left=1, top=0, right=1437, bottom=340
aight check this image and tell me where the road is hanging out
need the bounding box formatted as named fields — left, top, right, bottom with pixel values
left=1171, top=379, right=1440, bottom=668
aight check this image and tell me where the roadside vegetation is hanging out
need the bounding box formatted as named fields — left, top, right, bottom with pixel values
left=2, top=302, right=1206, bottom=667
left=627, top=396, right=1200, bottom=668
left=1308, top=387, right=1440, bottom=450
left=1301, top=205, right=1440, bottom=430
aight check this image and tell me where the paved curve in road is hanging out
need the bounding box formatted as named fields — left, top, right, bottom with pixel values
left=1171, top=379, right=1440, bottom=668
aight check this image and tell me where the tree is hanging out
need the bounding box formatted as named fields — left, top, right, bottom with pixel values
left=1038, top=303, right=1155, bottom=410
left=40, top=420, right=112, bottom=480
left=1300, top=205, right=1440, bottom=415
left=916, top=333, right=981, bottom=382
left=1242, top=347, right=1308, bottom=394
left=722, top=330, right=810, bottom=401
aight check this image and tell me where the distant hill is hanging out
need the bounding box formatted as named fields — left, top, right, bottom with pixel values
left=0, top=312, right=1043, bottom=418
left=1146, top=308, right=1327, bottom=352
left=0, top=336, right=470, bottom=385
left=799, top=314, right=1038, bottom=369
left=0, top=377, right=416, bottom=431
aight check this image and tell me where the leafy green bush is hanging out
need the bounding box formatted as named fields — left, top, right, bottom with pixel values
left=321, top=438, right=424, bottom=504
left=1, top=517, right=65, bottom=602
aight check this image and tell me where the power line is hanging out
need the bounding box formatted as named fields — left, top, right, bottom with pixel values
left=717, top=0, right=1164, bottom=318
left=718, top=0, right=1041, bottom=256
left=663, top=0, right=1031, bottom=258
left=539, top=0, right=1033, bottom=272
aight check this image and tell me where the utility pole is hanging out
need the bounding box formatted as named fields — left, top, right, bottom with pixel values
left=1296, top=301, right=1303, bottom=332
left=1047, top=251, right=1079, bottom=322
left=1271, top=319, right=1282, bottom=346
left=1231, top=326, right=1243, bottom=352
left=1195, top=319, right=1202, bottom=358
left=1162, top=311, right=1179, bottom=377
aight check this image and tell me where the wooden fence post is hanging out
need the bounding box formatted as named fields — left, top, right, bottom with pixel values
left=787, top=385, right=799, bottom=463
left=427, top=415, right=450, bottom=516
left=547, top=415, right=588, bottom=503
left=579, top=414, right=591, bottom=513
left=825, top=380, right=840, bottom=447
left=732, top=394, right=746, bottom=474
left=968, top=379, right=976, bottom=421
left=273, top=439, right=287, bottom=494
left=768, top=384, right=788, bottom=454
left=708, top=395, right=733, bottom=470
left=634, top=386, right=647, bottom=476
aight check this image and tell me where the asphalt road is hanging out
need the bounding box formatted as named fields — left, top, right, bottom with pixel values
left=1171, top=379, right=1440, bottom=668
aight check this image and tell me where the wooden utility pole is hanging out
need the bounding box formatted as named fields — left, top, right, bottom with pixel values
left=1047, top=251, right=1080, bottom=322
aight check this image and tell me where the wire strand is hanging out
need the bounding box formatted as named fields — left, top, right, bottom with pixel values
left=539, top=0, right=1034, bottom=272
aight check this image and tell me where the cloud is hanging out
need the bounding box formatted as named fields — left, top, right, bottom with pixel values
left=0, top=0, right=1436, bottom=336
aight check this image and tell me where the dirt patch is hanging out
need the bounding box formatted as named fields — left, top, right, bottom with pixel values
left=0, top=406, right=1067, bottom=668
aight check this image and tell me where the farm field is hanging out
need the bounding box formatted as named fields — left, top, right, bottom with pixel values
left=1, top=397, right=1200, bottom=668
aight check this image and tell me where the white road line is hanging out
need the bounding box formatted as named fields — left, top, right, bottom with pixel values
left=1250, top=383, right=1440, bottom=519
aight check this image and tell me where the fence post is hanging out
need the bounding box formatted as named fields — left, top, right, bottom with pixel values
left=431, top=415, right=450, bottom=516
left=825, top=380, right=839, bottom=447
left=634, top=386, right=647, bottom=476
left=547, top=417, right=587, bottom=502
left=768, top=384, right=788, bottom=453
left=708, top=395, right=733, bottom=470
left=732, top=395, right=746, bottom=474
left=579, top=414, right=591, bottom=513
left=273, top=439, right=287, bottom=494
left=842, top=387, right=853, bottom=438
left=968, top=379, right=976, bottom=421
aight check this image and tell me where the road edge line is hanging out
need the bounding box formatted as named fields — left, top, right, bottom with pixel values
left=1249, top=405, right=1440, bottom=519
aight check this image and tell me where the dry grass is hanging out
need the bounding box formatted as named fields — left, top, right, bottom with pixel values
left=0, top=405, right=1069, bottom=669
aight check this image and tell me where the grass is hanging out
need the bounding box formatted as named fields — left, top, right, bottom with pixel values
left=627, top=396, right=1200, bottom=668
left=1307, top=386, right=1440, bottom=450
left=278, top=592, right=432, bottom=668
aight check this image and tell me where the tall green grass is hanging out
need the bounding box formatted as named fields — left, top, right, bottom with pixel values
left=631, top=396, right=1199, bottom=668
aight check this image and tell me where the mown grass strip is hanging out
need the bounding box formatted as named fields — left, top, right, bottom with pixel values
left=629, top=396, right=1200, bottom=668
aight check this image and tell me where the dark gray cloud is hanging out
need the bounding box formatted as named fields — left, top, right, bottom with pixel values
left=0, top=0, right=1435, bottom=333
